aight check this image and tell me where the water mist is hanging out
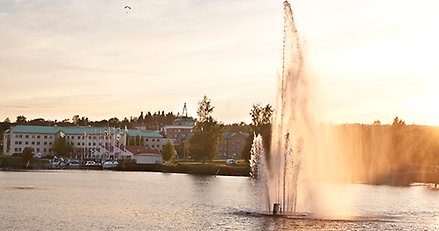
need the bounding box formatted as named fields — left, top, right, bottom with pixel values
left=251, top=1, right=339, bottom=217
left=250, top=0, right=437, bottom=219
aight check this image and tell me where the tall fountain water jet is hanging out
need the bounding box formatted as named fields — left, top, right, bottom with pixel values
left=249, top=134, right=270, bottom=212
left=253, top=0, right=427, bottom=219
left=265, top=0, right=313, bottom=215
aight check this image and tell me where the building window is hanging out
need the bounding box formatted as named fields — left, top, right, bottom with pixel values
left=36, top=142, right=40, bottom=145
left=37, top=135, right=40, bottom=139
left=25, top=141, right=28, bottom=145
left=44, top=135, right=47, bottom=139
left=146, top=139, right=149, bottom=142
left=44, top=148, right=47, bottom=152
left=25, top=135, right=29, bottom=138
left=49, top=142, right=52, bottom=145
left=31, top=142, right=35, bottom=145
left=78, top=143, right=81, bottom=146
left=36, top=148, right=40, bottom=152
left=44, top=142, right=47, bottom=145
left=15, top=135, right=19, bottom=138
left=78, top=136, right=81, bottom=139
left=32, top=135, right=35, bottom=138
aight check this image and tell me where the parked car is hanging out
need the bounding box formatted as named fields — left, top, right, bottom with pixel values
left=85, top=161, right=97, bottom=166
left=81, top=160, right=102, bottom=170
left=67, top=160, right=80, bottom=169
left=102, top=160, right=119, bottom=170
left=51, top=157, right=67, bottom=169
left=33, top=152, right=42, bottom=159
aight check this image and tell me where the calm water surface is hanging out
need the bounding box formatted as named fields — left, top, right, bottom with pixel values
left=1, top=170, right=439, bottom=230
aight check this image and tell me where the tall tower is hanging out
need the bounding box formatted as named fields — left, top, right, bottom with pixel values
left=182, top=103, right=188, bottom=118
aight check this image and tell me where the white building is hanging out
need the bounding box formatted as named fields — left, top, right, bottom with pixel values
left=125, top=146, right=162, bottom=164
left=126, top=129, right=174, bottom=152
left=2, top=125, right=128, bottom=157
left=2, top=125, right=170, bottom=160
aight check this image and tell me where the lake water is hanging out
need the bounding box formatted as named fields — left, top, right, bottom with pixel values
left=1, top=170, right=439, bottom=230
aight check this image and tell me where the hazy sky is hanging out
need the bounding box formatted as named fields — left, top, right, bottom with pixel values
left=1, top=0, right=438, bottom=125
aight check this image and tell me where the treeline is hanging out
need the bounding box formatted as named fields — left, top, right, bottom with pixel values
left=0, top=112, right=256, bottom=141
left=312, top=118, right=439, bottom=185
left=8, top=111, right=188, bottom=129
left=3, top=107, right=439, bottom=184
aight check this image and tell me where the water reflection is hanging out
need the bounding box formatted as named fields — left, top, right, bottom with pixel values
left=0, top=170, right=438, bottom=230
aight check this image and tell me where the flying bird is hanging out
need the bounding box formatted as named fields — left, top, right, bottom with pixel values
left=124, top=5, right=131, bottom=13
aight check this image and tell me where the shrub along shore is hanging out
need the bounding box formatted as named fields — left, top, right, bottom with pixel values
left=0, top=156, right=251, bottom=177
left=2, top=155, right=439, bottom=184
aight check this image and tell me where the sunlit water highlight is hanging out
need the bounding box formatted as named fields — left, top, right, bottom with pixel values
left=256, top=0, right=434, bottom=218
left=1, top=170, right=439, bottom=230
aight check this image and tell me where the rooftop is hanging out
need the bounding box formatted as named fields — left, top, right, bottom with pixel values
left=125, top=145, right=160, bottom=155
left=126, top=129, right=162, bottom=138
left=6, top=125, right=162, bottom=138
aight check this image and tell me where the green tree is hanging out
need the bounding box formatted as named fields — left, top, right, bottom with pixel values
left=197, top=95, right=214, bottom=122
left=72, top=115, right=80, bottom=125
left=78, top=117, right=89, bottom=126
left=21, top=147, right=33, bottom=167
left=161, top=141, right=175, bottom=162
left=138, top=111, right=144, bottom=123
left=108, top=117, right=120, bottom=127
left=250, top=103, right=273, bottom=127
left=392, top=116, right=406, bottom=127
left=16, top=115, right=27, bottom=125
left=51, top=135, right=73, bottom=157
left=189, top=96, right=223, bottom=161
left=250, top=103, right=273, bottom=152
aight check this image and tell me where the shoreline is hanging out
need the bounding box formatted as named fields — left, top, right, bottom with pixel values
left=0, top=158, right=251, bottom=177
left=0, top=165, right=251, bottom=177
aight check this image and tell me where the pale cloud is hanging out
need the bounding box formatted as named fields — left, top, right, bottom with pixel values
left=294, top=0, right=439, bottom=125
left=1, top=0, right=438, bottom=125
left=0, top=0, right=281, bottom=123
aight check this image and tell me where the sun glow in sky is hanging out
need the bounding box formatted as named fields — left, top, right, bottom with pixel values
left=1, top=0, right=438, bottom=125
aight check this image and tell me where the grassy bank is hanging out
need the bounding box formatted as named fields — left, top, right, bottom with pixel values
left=162, top=162, right=250, bottom=176
left=118, top=160, right=250, bottom=177
left=0, top=156, right=250, bottom=177
left=0, top=155, right=50, bottom=170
